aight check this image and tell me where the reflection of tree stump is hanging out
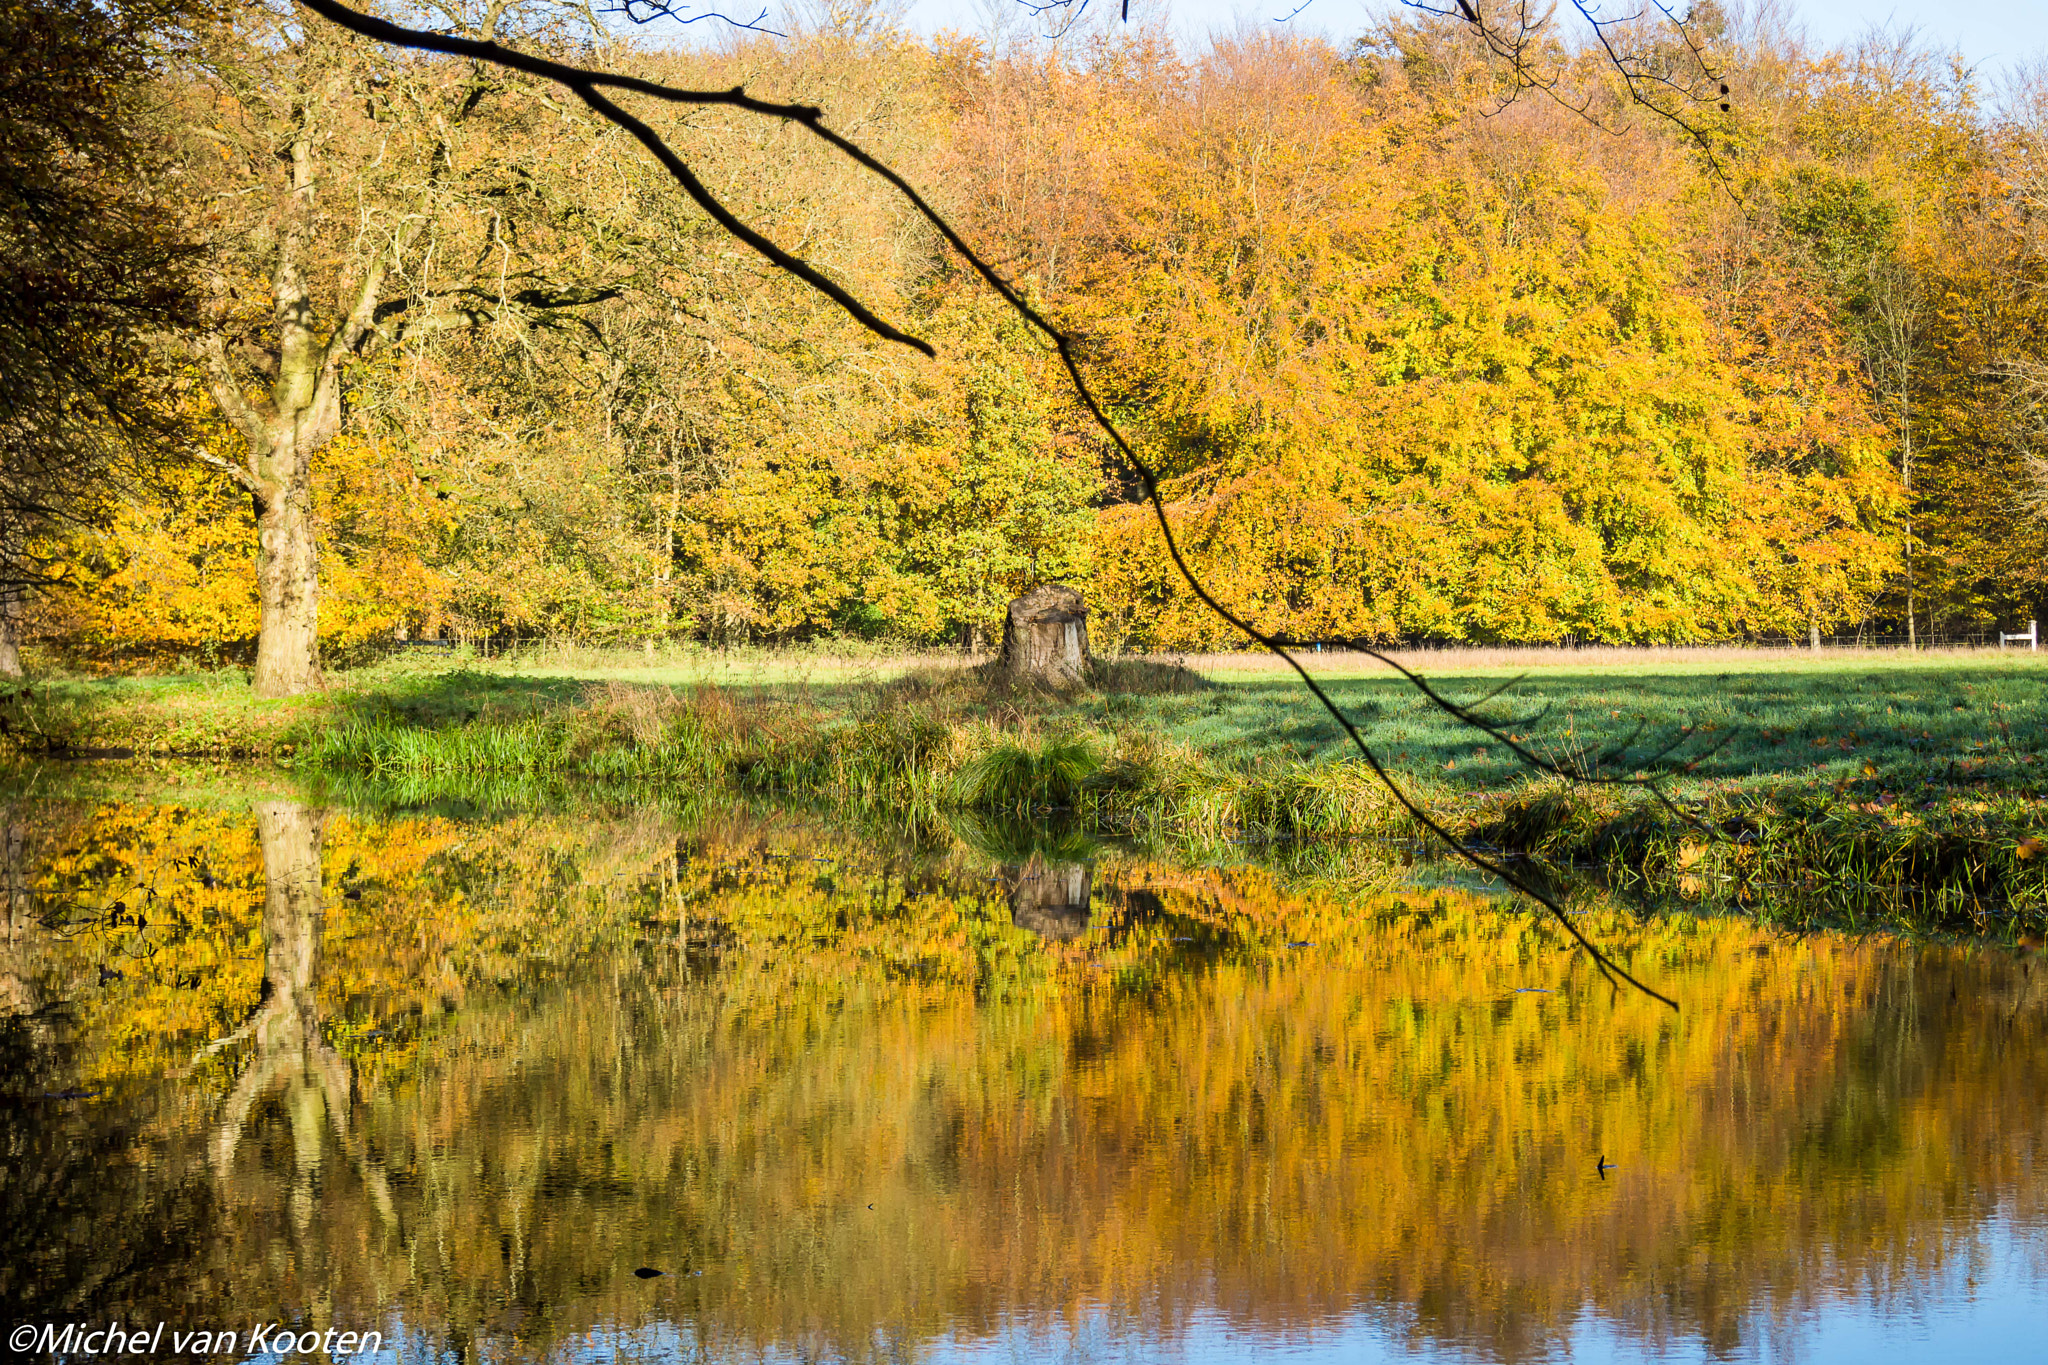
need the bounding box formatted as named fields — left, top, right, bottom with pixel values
left=1007, top=855, right=1093, bottom=941
left=997, top=584, right=1089, bottom=688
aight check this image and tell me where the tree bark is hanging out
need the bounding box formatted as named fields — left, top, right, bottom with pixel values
left=997, top=584, right=1090, bottom=688
left=252, top=468, right=320, bottom=698
left=0, top=584, right=22, bottom=678
left=189, top=125, right=385, bottom=698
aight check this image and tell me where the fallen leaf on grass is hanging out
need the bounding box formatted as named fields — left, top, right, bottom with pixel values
left=2017, top=837, right=2045, bottom=860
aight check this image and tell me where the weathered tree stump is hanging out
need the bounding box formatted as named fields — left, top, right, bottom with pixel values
left=997, top=583, right=1090, bottom=688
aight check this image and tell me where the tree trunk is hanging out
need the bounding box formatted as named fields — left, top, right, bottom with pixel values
left=256, top=800, right=326, bottom=1021
left=251, top=462, right=321, bottom=699
left=215, top=801, right=345, bottom=1170
left=0, top=584, right=22, bottom=678
left=997, top=584, right=1090, bottom=688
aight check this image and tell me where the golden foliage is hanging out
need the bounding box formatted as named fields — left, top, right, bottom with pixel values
left=37, top=428, right=446, bottom=663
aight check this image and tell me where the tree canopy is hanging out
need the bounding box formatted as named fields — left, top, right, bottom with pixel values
left=18, top=3, right=2047, bottom=663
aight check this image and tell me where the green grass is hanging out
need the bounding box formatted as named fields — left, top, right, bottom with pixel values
left=1054, top=663, right=2048, bottom=800
left=3, top=651, right=2044, bottom=916
left=9, top=653, right=2044, bottom=802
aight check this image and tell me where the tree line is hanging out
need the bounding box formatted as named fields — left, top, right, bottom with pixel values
left=8, top=0, right=2046, bottom=689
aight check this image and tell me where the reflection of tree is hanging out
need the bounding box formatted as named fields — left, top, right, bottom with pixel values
left=1, top=807, right=43, bottom=1026
left=8, top=801, right=2048, bottom=1362
left=204, top=801, right=394, bottom=1232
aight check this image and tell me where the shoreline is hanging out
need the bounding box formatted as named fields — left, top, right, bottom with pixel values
left=1, top=655, right=2041, bottom=926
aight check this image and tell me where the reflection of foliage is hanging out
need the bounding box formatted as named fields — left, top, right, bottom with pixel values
left=943, top=810, right=1102, bottom=865
left=3, top=797, right=2045, bottom=1361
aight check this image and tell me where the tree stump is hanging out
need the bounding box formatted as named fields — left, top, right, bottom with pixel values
left=997, top=584, right=1090, bottom=688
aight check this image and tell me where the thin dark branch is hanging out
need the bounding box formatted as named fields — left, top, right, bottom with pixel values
left=1566, top=0, right=1732, bottom=182
left=292, top=0, right=1677, bottom=1009
left=1275, top=635, right=1730, bottom=832
left=295, top=0, right=935, bottom=356
left=603, top=0, right=783, bottom=37
left=1011, top=0, right=1122, bottom=40
left=1381, top=0, right=1740, bottom=182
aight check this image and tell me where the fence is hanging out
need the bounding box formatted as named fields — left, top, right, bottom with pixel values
left=1764, top=621, right=2039, bottom=652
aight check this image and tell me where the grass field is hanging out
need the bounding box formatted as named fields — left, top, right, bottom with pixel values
left=3, top=645, right=2044, bottom=919
left=14, top=644, right=2044, bottom=790
left=1075, top=655, right=2048, bottom=794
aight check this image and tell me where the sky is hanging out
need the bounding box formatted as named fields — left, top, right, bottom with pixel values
left=890, top=0, right=2048, bottom=83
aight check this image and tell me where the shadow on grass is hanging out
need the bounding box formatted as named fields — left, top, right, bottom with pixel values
left=1142, top=665, right=2046, bottom=797
left=334, top=669, right=590, bottom=727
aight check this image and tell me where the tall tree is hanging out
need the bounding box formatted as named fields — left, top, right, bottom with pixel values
left=173, top=0, right=626, bottom=694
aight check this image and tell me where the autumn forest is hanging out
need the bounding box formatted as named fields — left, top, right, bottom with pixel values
left=7, top=5, right=2048, bottom=1358
left=9, top=0, right=2047, bottom=694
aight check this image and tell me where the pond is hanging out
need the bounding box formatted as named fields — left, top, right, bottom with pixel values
left=1, top=785, right=2043, bottom=1363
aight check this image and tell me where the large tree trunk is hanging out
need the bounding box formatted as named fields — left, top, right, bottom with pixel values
left=192, top=159, right=351, bottom=700
left=251, top=468, right=321, bottom=699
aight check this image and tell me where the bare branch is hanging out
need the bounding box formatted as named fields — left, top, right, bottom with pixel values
left=179, top=441, right=265, bottom=495
left=294, top=0, right=936, bottom=355
left=186, top=336, right=270, bottom=453
left=603, top=0, right=784, bottom=37
left=325, top=216, right=426, bottom=372
left=292, top=0, right=1676, bottom=1009
left=1265, top=0, right=1736, bottom=169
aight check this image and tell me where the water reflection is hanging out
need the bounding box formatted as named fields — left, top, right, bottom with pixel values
left=1007, top=855, right=1092, bottom=941
left=0, top=795, right=2043, bottom=1364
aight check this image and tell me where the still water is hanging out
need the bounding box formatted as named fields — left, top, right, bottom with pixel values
left=1, top=793, right=2043, bottom=1363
